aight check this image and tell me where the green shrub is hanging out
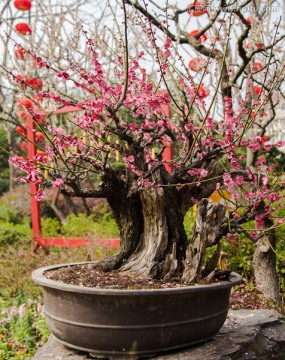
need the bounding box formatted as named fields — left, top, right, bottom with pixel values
left=62, top=213, right=119, bottom=238
left=41, top=217, right=61, bottom=237
left=221, top=234, right=254, bottom=281
left=0, top=203, right=24, bottom=225
left=0, top=221, right=32, bottom=246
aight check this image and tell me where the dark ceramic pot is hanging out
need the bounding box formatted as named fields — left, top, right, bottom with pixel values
left=32, top=262, right=242, bottom=359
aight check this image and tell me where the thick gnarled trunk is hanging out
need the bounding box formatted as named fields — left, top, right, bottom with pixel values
left=182, top=199, right=226, bottom=283
left=102, top=187, right=227, bottom=283
left=102, top=187, right=188, bottom=280
left=121, top=188, right=174, bottom=278
left=253, top=224, right=280, bottom=302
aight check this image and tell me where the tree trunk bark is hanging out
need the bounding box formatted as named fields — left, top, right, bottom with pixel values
left=246, top=143, right=280, bottom=302
left=182, top=199, right=226, bottom=283
left=96, top=189, right=144, bottom=272
left=252, top=222, right=280, bottom=302
left=120, top=187, right=172, bottom=278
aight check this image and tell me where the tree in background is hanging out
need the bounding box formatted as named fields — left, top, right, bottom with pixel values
left=0, top=0, right=110, bottom=189
left=5, top=0, right=285, bottom=301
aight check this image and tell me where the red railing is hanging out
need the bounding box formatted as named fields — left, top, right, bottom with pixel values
left=27, top=102, right=172, bottom=248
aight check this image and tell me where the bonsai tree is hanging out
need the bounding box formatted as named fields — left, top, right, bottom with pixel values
left=8, top=1, right=285, bottom=293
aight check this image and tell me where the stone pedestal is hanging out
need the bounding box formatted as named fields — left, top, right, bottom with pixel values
left=33, top=310, right=285, bottom=360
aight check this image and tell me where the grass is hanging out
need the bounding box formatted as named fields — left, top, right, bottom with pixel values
left=0, top=209, right=119, bottom=360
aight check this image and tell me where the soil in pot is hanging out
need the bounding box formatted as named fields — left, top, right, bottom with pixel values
left=44, top=263, right=232, bottom=290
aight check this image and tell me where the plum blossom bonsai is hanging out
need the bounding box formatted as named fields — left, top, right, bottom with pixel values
left=9, top=0, right=285, bottom=292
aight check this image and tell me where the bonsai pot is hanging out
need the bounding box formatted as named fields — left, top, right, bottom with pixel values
left=32, top=262, right=242, bottom=359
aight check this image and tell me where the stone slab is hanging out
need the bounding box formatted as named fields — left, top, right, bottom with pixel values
left=32, top=310, right=285, bottom=360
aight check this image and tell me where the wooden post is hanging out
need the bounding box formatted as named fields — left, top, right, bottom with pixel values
left=26, top=112, right=42, bottom=244
left=160, top=91, right=173, bottom=174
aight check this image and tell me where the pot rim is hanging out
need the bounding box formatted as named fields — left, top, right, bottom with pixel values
left=32, top=262, right=243, bottom=296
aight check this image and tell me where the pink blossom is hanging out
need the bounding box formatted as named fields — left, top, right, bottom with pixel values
left=264, top=143, right=272, bottom=151
left=35, top=188, right=45, bottom=201
left=267, top=193, right=280, bottom=202
left=223, top=173, right=235, bottom=193
left=262, top=176, right=269, bottom=187
left=188, top=168, right=208, bottom=178
left=275, top=140, right=285, bottom=147
left=124, top=155, right=135, bottom=163
left=52, top=178, right=64, bottom=188
left=255, top=215, right=264, bottom=229
left=234, top=176, right=244, bottom=186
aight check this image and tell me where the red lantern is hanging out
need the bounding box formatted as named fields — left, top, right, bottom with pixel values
left=16, top=98, right=33, bottom=109
left=14, top=0, right=32, bottom=11
left=252, top=62, right=263, bottom=72
left=26, top=78, right=43, bottom=89
left=15, top=48, right=25, bottom=60
left=17, top=111, right=27, bottom=119
left=35, top=78, right=43, bottom=89
left=16, top=126, right=27, bottom=135
left=261, top=134, right=269, bottom=143
left=246, top=16, right=251, bottom=24
left=19, top=141, right=27, bottom=151
left=188, top=57, right=207, bottom=72
left=15, top=74, right=26, bottom=89
left=16, top=74, right=24, bottom=81
left=35, top=132, right=45, bottom=141
left=15, top=23, right=32, bottom=35
left=188, top=2, right=206, bottom=16
left=35, top=115, right=46, bottom=124
left=189, top=30, right=207, bottom=43
left=254, top=86, right=262, bottom=95
left=198, top=85, right=209, bottom=98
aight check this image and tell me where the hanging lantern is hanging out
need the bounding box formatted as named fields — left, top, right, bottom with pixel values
left=17, top=111, right=27, bottom=119
left=261, top=134, right=269, bottom=143
left=35, top=132, right=45, bottom=141
left=16, top=74, right=23, bottom=81
left=198, top=85, right=209, bottom=98
left=254, top=86, right=262, bottom=95
left=188, top=57, right=207, bottom=72
left=188, top=2, right=206, bottom=16
left=16, top=98, right=33, bottom=109
left=14, top=0, right=32, bottom=11
left=16, top=126, right=27, bottom=135
left=252, top=62, right=263, bottom=72
left=15, top=74, right=27, bottom=89
left=246, top=16, right=251, bottom=24
left=189, top=30, right=207, bottom=43
left=15, top=22, right=32, bottom=35
left=19, top=141, right=27, bottom=151
left=26, top=78, right=43, bottom=89
left=15, top=48, right=25, bottom=60
left=35, top=115, right=46, bottom=124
